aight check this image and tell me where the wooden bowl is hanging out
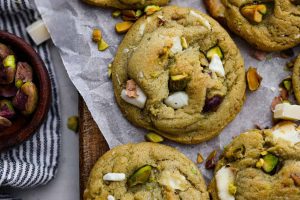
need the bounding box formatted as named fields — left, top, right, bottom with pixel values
left=0, top=31, right=51, bottom=152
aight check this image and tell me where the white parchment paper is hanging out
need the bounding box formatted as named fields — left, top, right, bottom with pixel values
left=34, top=0, right=300, bottom=179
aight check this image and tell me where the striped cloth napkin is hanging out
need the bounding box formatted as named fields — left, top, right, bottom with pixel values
left=0, top=0, right=60, bottom=196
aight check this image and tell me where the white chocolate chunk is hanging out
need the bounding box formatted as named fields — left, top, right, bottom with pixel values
left=159, top=170, right=188, bottom=191
left=103, top=173, right=126, bottom=181
left=165, top=91, right=189, bottom=109
left=272, top=121, right=300, bottom=145
left=190, top=10, right=211, bottom=30
left=107, top=195, right=115, bottom=200
left=26, top=19, right=50, bottom=45
left=170, top=36, right=183, bottom=54
left=215, top=166, right=235, bottom=200
left=121, top=86, right=147, bottom=109
left=274, top=103, right=300, bottom=121
left=139, top=23, right=146, bottom=35
left=209, top=54, right=225, bottom=77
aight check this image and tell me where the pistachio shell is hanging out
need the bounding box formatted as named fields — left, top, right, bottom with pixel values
left=246, top=67, right=262, bottom=91
left=15, top=62, right=33, bottom=88
left=128, top=165, right=152, bottom=187
left=0, top=64, right=16, bottom=84
left=0, top=116, right=12, bottom=128
left=0, top=43, right=13, bottom=60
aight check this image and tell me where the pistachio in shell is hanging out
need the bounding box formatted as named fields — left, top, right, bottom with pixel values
left=0, top=84, right=18, bottom=97
left=128, top=165, right=152, bottom=187
left=0, top=99, right=15, bottom=119
left=0, top=43, right=13, bottom=61
left=15, top=62, right=33, bottom=88
left=13, top=82, right=38, bottom=115
left=0, top=64, right=16, bottom=84
left=0, top=116, right=12, bottom=128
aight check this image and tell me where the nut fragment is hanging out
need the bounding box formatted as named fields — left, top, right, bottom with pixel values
left=67, top=116, right=79, bottom=133
left=228, top=183, right=237, bottom=195
left=92, top=28, right=102, bottom=42
left=128, top=165, right=152, bottom=187
left=241, top=4, right=267, bottom=23
left=98, top=39, right=109, bottom=51
left=246, top=67, right=262, bottom=91
left=0, top=100, right=15, bottom=119
left=112, top=10, right=121, bottom=18
left=291, top=174, right=300, bottom=186
left=197, top=153, right=204, bottom=164
left=115, top=21, right=133, bottom=34
left=205, top=150, right=217, bottom=169
left=0, top=116, right=12, bottom=128
left=15, top=62, right=33, bottom=88
left=290, top=0, right=300, bottom=5
left=262, top=153, right=279, bottom=173
left=145, top=132, right=164, bottom=143
left=13, top=82, right=38, bottom=115
left=144, top=5, right=161, bottom=15
left=280, top=77, right=292, bottom=92
left=206, top=46, right=223, bottom=60
left=180, top=37, right=188, bottom=49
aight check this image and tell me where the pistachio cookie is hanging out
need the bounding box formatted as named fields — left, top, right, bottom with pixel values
left=292, top=54, right=300, bottom=104
left=82, top=0, right=169, bottom=9
left=112, top=6, right=246, bottom=144
left=83, top=142, right=209, bottom=200
left=209, top=121, right=300, bottom=200
left=204, top=0, right=300, bottom=51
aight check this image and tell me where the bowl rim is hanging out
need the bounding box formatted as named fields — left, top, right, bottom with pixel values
left=0, top=31, right=52, bottom=152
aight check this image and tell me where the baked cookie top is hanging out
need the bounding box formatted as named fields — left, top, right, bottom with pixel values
left=204, top=0, right=300, bottom=51
left=83, top=142, right=209, bottom=200
left=82, top=0, right=169, bottom=9
left=112, top=6, right=246, bottom=144
left=292, top=54, right=300, bottom=104
left=209, top=121, right=300, bottom=200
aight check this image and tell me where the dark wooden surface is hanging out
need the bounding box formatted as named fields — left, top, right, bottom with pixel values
left=79, top=97, right=109, bottom=199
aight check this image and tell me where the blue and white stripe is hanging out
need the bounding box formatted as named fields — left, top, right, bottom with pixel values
left=0, top=0, right=60, bottom=195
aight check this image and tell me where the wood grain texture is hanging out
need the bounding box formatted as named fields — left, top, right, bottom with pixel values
left=79, top=97, right=109, bottom=199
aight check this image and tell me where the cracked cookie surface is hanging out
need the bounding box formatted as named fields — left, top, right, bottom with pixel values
left=112, top=6, right=246, bottom=144
left=204, top=0, right=300, bottom=51
left=292, top=54, right=300, bottom=104
left=82, top=0, right=169, bottom=9
left=209, top=122, right=300, bottom=200
left=83, top=142, right=209, bottom=200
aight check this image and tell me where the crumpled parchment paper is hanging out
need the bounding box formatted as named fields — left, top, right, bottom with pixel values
left=34, top=0, right=300, bottom=179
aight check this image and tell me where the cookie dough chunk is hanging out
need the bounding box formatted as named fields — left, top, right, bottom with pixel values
left=82, top=0, right=169, bottom=9
left=83, top=142, right=209, bottom=200
left=209, top=121, right=300, bottom=200
left=204, top=0, right=300, bottom=51
left=112, top=6, right=246, bottom=144
left=292, top=54, right=300, bottom=104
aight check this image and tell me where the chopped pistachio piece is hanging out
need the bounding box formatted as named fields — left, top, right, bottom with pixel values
left=136, top=9, right=143, bottom=17
left=98, top=39, right=109, bottom=51
left=291, top=174, right=300, bottom=186
left=145, top=132, right=164, bottom=143
left=256, top=158, right=264, bottom=168
left=206, top=46, right=223, bottom=60
left=241, top=4, right=267, bottom=23
left=260, top=151, right=268, bottom=156
left=92, top=28, right=102, bottom=42
left=262, top=154, right=279, bottom=173
left=228, top=183, right=237, bottom=195
left=128, top=165, right=152, bottom=187
left=108, top=63, right=112, bottom=78
left=3, top=55, right=16, bottom=69
left=246, top=67, right=262, bottom=91
left=280, top=77, right=292, bottom=92
left=180, top=37, right=188, bottom=49
left=171, top=74, right=188, bottom=81
left=112, top=10, right=121, bottom=18
left=144, top=5, right=161, bottom=16
left=67, top=116, right=79, bottom=133
left=197, top=153, right=204, bottom=164
left=115, top=21, right=133, bottom=34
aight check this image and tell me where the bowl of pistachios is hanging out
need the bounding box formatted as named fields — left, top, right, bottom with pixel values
left=0, top=31, right=51, bottom=151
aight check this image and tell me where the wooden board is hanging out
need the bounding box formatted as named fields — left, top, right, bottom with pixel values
left=79, top=97, right=109, bottom=199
